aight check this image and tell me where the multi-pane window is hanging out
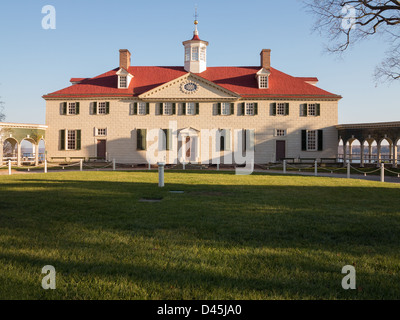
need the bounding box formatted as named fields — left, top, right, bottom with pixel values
left=277, top=103, right=286, bottom=115
left=259, top=76, right=268, bottom=89
left=68, top=103, right=76, bottom=115
left=138, top=102, right=146, bottom=115
left=119, top=76, right=127, bottom=88
left=185, top=48, right=190, bottom=62
left=200, top=47, right=206, bottom=61
left=164, top=103, right=173, bottom=115
left=97, top=128, right=107, bottom=136
left=98, top=102, right=107, bottom=114
left=276, top=129, right=286, bottom=137
left=308, top=104, right=316, bottom=116
left=222, top=103, right=231, bottom=115
left=68, top=130, right=76, bottom=150
left=245, top=103, right=255, bottom=116
left=307, top=130, right=317, bottom=151
left=187, top=102, right=195, bottom=115
left=192, top=47, right=199, bottom=61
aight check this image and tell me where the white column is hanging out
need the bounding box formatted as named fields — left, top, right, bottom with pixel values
left=393, top=143, right=398, bottom=168
left=8, top=160, right=12, bottom=175
left=80, top=159, right=83, bottom=171
left=381, top=163, right=385, bottom=183
left=17, top=143, right=21, bottom=167
left=314, top=160, right=318, bottom=176
left=35, top=144, right=39, bottom=166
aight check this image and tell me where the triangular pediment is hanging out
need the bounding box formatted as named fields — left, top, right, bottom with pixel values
left=138, top=73, right=240, bottom=100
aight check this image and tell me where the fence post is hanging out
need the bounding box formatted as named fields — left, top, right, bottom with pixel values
left=8, top=160, right=11, bottom=175
left=80, top=159, right=83, bottom=172
left=44, top=159, right=47, bottom=173
left=158, top=162, right=165, bottom=187
left=217, top=162, right=220, bottom=171
left=381, top=163, right=385, bottom=183
left=183, top=161, right=186, bottom=170
left=347, top=161, right=350, bottom=179
left=314, top=160, right=318, bottom=176
left=113, top=159, right=116, bottom=171
left=283, top=160, right=287, bottom=174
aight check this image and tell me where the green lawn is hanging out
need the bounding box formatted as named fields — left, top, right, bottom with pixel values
left=0, top=171, right=399, bottom=299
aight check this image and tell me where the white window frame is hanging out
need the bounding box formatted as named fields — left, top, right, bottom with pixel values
left=192, top=47, right=199, bottom=61
left=221, top=103, right=231, bottom=116
left=138, top=102, right=147, bottom=115
left=164, top=102, right=173, bottom=115
left=258, top=76, right=268, bottom=89
left=275, top=129, right=286, bottom=137
left=200, top=47, right=206, bottom=61
left=276, top=103, right=286, bottom=116
left=98, top=102, right=107, bottom=114
left=185, top=47, right=190, bottom=62
left=307, top=130, right=317, bottom=151
left=119, top=76, right=127, bottom=88
left=68, top=102, right=77, bottom=115
left=308, top=104, right=317, bottom=117
left=186, top=102, right=195, bottom=115
left=95, top=128, right=107, bottom=136
left=245, top=103, right=255, bottom=116
left=67, top=130, right=77, bottom=150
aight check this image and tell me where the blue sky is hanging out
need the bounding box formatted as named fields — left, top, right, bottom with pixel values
left=0, top=0, right=398, bottom=124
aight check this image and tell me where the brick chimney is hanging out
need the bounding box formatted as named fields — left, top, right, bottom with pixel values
left=119, top=49, right=131, bottom=70
left=260, top=49, right=271, bottom=71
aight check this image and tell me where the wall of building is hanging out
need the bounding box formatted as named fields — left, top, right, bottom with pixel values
left=45, top=98, right=338, bottom=164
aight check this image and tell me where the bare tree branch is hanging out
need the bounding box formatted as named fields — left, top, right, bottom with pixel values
left=303, top=0, right=400, bottom=83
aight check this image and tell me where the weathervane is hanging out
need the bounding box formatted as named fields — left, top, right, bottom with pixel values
left=194, top=5, right=199, bottom=32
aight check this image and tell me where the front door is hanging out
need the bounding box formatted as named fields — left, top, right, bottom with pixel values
left=276, top=140, right=286, bottom=162
left=97, top=140, right=106, bottom=159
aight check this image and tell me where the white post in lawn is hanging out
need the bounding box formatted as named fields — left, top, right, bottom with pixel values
left=283, top=160, right=287, bottom=174
left=80, top=159, right=83, bottom=171
left=8, top=160, right=11, bottom=175
left=158, top=162, right=165, bottom=187
left=183, top=161, right=186, bottom=170
left=148, top=161, right=151, bottom=170
left=314, top=160, right=318, bottom=176
left=44, top=159, right=47, bottom=173
left=113, top=159, right=116, bottom=171
left=347, top=161, right=350, bottom=179
left=381, top=163, right=385, bottom=183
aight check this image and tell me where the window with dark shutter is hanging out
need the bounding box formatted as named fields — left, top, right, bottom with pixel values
left=316, top=104, right=321, bottom=116
left=76, top=130, right=81, bottom=150
left=301, top=130, right=307, bottom=151
left=318, top=130, right=323, bottom=151
left=241, top=103, right=245, bottom=116
left=272, top=103, right=277, bottom=116
left=285, top=103, right=289, bottom=116
left=196, top=103, right=199, bottom=115
left=60, top=130, right=65, bottom=150
left=146, top=103, right=150, bottom=115
left=133, top=102, right=138, bottom=115
left=172, top=103, right=176, bottom=115
left=106, top=102, right=110, bottom=114
left=230, top=103, right=234, bottom=115
left=254, top=103, right=258, bottom=115
left=217, top=103, right=221, bottom=115
left=93, top=102, right=97, bottom=115
left=301, top=104, right=307, bottom=117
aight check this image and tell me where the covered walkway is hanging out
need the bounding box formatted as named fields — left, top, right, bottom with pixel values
left=337, top=121, right=400, bottom=168
left=0, top=122, right=47, bottom=167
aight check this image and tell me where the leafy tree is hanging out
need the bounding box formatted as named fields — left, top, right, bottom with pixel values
left=303, top=0, right=400, bottom=82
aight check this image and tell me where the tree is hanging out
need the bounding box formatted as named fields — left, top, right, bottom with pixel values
left=303, top=0, right=400, bottom=82
left=0, top=98, right=4, bottom=122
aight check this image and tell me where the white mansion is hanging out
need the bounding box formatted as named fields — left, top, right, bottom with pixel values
left=43, top=21, right=341, bottom=165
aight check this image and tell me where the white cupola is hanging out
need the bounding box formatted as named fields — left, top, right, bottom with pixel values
left=182, top=19, right=209, bottom=73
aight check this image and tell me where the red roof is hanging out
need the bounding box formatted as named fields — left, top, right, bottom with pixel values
left=43, top=66, right=341, bottom=99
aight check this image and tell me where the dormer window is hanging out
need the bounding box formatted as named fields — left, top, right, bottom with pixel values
left=258, top=76, right=268, bottom=89
left=256, top=68, right=270, bottom=89
left=116, top=68, right=133, bottom=89
left=119, top=76, right=127, bottom=88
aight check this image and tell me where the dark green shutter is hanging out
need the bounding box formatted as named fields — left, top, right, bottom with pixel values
left=62, top=102, right=67, bottom=115
left=133, top=102, right=138, bottom=115
left=301, top=130, right=307, bottom=151
left=241, top=103, right=245, bottom=116
left=316, top=104, right=321, bottom=116
left=76, top=102, right=80, bottom=115
left=106, top=102, right=110, bottom=114
left=196, top=103, right=199, bottom=115
left=60, top=130, right=65, bottom=150
left=285, top=103, right=289, bottom=116
left=159, top=103, right=163, bottom=115
left=217, top=103, right=221, bottom=115
left=182, top=103, right=186, bottom=115
left=146, top=103, right=150, bottom=115
left=172, top=103, right=176, bottom=115
left=137, top=129, right=147, bottom=150
left=318, top=130, right=323, bottom=151
left=254, top=103, right=258, bottom=115
left=272, top=103, right=276, bottom=116
left=93, top=102, right=97, bottom=115
left=76, top=130, right=81, bottom=150
left=302, top=104, right=307, bottom=117
left=230, top=103, right=234, bottom=115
